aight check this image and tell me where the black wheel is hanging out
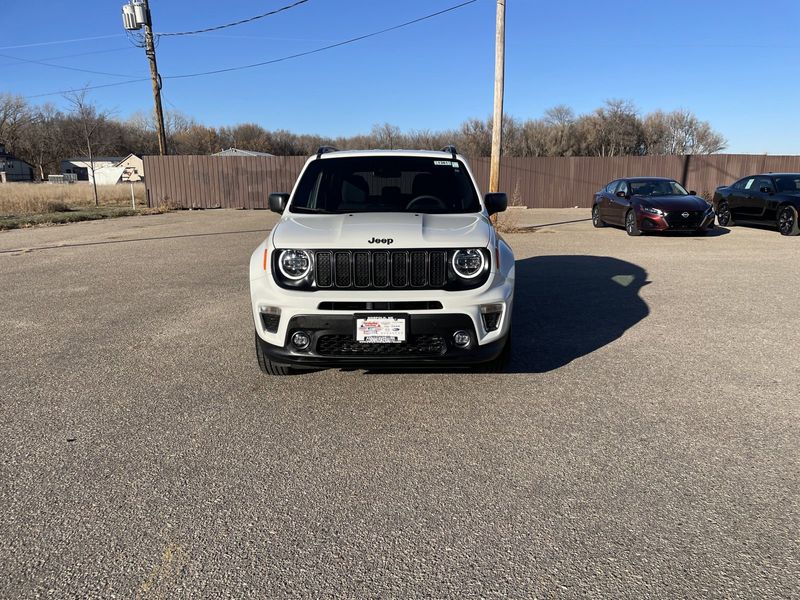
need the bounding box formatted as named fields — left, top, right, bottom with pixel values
left=716, top=201, right=734, bottom=227
left=255, top=331, right=293, bottom=375
left=625, top=210, right=642, bottom=236
left=481, top=335, right=511, bottom=373
left=592, top=205, right=606, bottom=228
left=777, top=205, right=800, bottom=236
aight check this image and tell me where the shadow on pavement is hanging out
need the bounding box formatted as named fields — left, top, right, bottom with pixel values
left=0, top=229, right=270, bottom=254
left=600, top=225, right=730, bottom=238
left=356, top=254, right=650, bottom=376
left=508, top=255, right=650, bottom=373
left=519, top=217, right=592, bottom=230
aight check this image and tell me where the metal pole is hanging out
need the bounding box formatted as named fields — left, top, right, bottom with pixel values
left=130, top=182, right=136, bottom=210
left=489, top=0, right=506, bottom=194
left=142, top=0, right=168, bottom=155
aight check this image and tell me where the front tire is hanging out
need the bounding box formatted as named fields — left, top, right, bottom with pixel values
left=592, top=205, right=606, bottom=228
left=625, top=210, right=642, bottom=236
left=777, top=205, right=800, bottom=236
left=717, top=200, right=734, bottom=227
left=255, top=331, right=293, bottom=375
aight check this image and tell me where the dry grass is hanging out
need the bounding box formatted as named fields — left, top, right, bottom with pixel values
left=494, top=179, right=528, bottom=233
left=0, top=182, right=147, bottom=216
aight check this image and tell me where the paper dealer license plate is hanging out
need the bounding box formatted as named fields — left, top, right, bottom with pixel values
left=355, top=315, right=407, bottom=344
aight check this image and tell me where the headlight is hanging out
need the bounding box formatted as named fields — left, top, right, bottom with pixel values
left=452, top=249, right=485, bottom=279
left=278, top=249, right=311, bottom=280
left=640, top=206, right=665, bottom=216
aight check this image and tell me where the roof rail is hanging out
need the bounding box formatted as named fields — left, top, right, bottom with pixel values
left=441, top=145, right=458, bottom=159
left=316, top=145, right=339, bottom=159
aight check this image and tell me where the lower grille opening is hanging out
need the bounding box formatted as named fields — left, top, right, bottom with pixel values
left=317, top=334, right=447, bottom=356
left=260, top=313, right=280, bottom=333
left=666, top=211, right=704, bottom=229
left=317, top=301, right=443, bottom=311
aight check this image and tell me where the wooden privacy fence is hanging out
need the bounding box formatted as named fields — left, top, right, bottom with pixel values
left=144, top=154, right=800, bottom=210
left=143, top=155, right=307, bottom=210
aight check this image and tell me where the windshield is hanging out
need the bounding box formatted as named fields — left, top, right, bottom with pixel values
left=629, top=179, right=689, bottom=196
left=289, top=156, right=481, bottom=214
left=774, top=175, right=800, bottom=193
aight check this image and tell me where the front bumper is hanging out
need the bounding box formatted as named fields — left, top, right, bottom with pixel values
left=255, top=313, right=508, bottom=368
left=638, top=210, right=716, bottom=231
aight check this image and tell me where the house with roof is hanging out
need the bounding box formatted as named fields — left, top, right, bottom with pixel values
left=212, top=148, right=274, bottom=157
left=0, top=143, right=34, bottom=182
left=61, top=156, right=124, bottom=181
left=60, top=153, right=144, bottom=185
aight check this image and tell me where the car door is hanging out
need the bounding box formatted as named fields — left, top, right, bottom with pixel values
left=596, top=180, right=618, bottom=221
left=728, top=177, right=755, bottom=219
left=744, top=176, right=774, bottom=220
left=609, top=180, right=630, bottom=225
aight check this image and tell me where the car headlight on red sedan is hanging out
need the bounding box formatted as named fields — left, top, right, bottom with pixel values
left=640, top=206, right=666, bottom=216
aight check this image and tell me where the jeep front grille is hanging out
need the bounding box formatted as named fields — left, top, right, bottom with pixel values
left=315, top=250, right=448, bottom=290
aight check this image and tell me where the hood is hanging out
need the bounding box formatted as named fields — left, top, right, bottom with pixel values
left=634, top=195, right=710, bottom=212
left=272, top=212, right=492, bottom=249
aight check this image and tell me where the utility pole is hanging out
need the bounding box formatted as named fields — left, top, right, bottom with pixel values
left=122, top=0, right=168, bottom=155
left=142, top=0, right=168, bottom=155
left=489, top=0, right=506, bottom=194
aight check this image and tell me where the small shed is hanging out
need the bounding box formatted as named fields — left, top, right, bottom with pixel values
left=116, top=153, right=145, bottom=181
left=0, top=143, right=34, bottom=182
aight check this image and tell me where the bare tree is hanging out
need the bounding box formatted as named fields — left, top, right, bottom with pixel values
left=644, top=109, right=726, bottom=155
left=17, top=103, right=65, bottom=180
left=456, top=118, right=492, bottom=157
left=371, top=123, right=403, bottom=149
left=542, top=105, right=577, bottom=156
left=0, top=93, right=33, bottom=153
left=64, top=87, right=112, bottom=207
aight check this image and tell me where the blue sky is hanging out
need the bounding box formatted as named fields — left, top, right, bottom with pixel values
left=2, top=0, right=799, bottom=154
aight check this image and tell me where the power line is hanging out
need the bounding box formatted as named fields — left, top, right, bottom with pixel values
left=165, top=0, right=479, bottom=80
left=5, top=47, right=134, bottom=67
left=0, top=52, right=142, bottom=79
left=0, top=34, right=125, bottom=51
left=21, top=0, right=479, bottom=99
left=156, top=0, right=311, bottom=37
left=24, top=79, right=150, bottom=100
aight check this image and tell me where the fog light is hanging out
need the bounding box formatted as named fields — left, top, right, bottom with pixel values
left=480, top=303, right=503, bottom=332
left=291, top=331, right=311, bottom=350
left=453, top=330, right=472, bottom=348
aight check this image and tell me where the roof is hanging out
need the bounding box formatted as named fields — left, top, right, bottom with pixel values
left=316, top=149, right=461, bottom=160
left=212, top=148, right=274, bottom=157
left=114, top=153, right=142, bottom=166
left=62, top=157, right=124, bottom=163
left=757, top=172, right=800, bottom=177
left=623, top=176, right=676, bottom=181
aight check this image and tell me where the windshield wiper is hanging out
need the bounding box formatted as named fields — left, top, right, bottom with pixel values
left=291, top=206, right=332, bottom=214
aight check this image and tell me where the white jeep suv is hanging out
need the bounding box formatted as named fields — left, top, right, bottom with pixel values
left=249, top=147, right=515, bottom=374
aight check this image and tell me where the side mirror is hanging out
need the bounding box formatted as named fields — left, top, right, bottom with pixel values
left=269, top=192, right=289, bottom=214
left=760, top=186, right=773, bottom=194
left=484, top=192, right=508, bottom=216
left=689, top=190, right=697, bottom=195
left=615, top=190, right=627, bottom=198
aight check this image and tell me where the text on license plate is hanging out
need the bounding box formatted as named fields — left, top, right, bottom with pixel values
left=355, top=316, right=406, bottom=344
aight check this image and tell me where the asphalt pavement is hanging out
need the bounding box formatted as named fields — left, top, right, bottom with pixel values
left=0, top=209, right=797, bottom=598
